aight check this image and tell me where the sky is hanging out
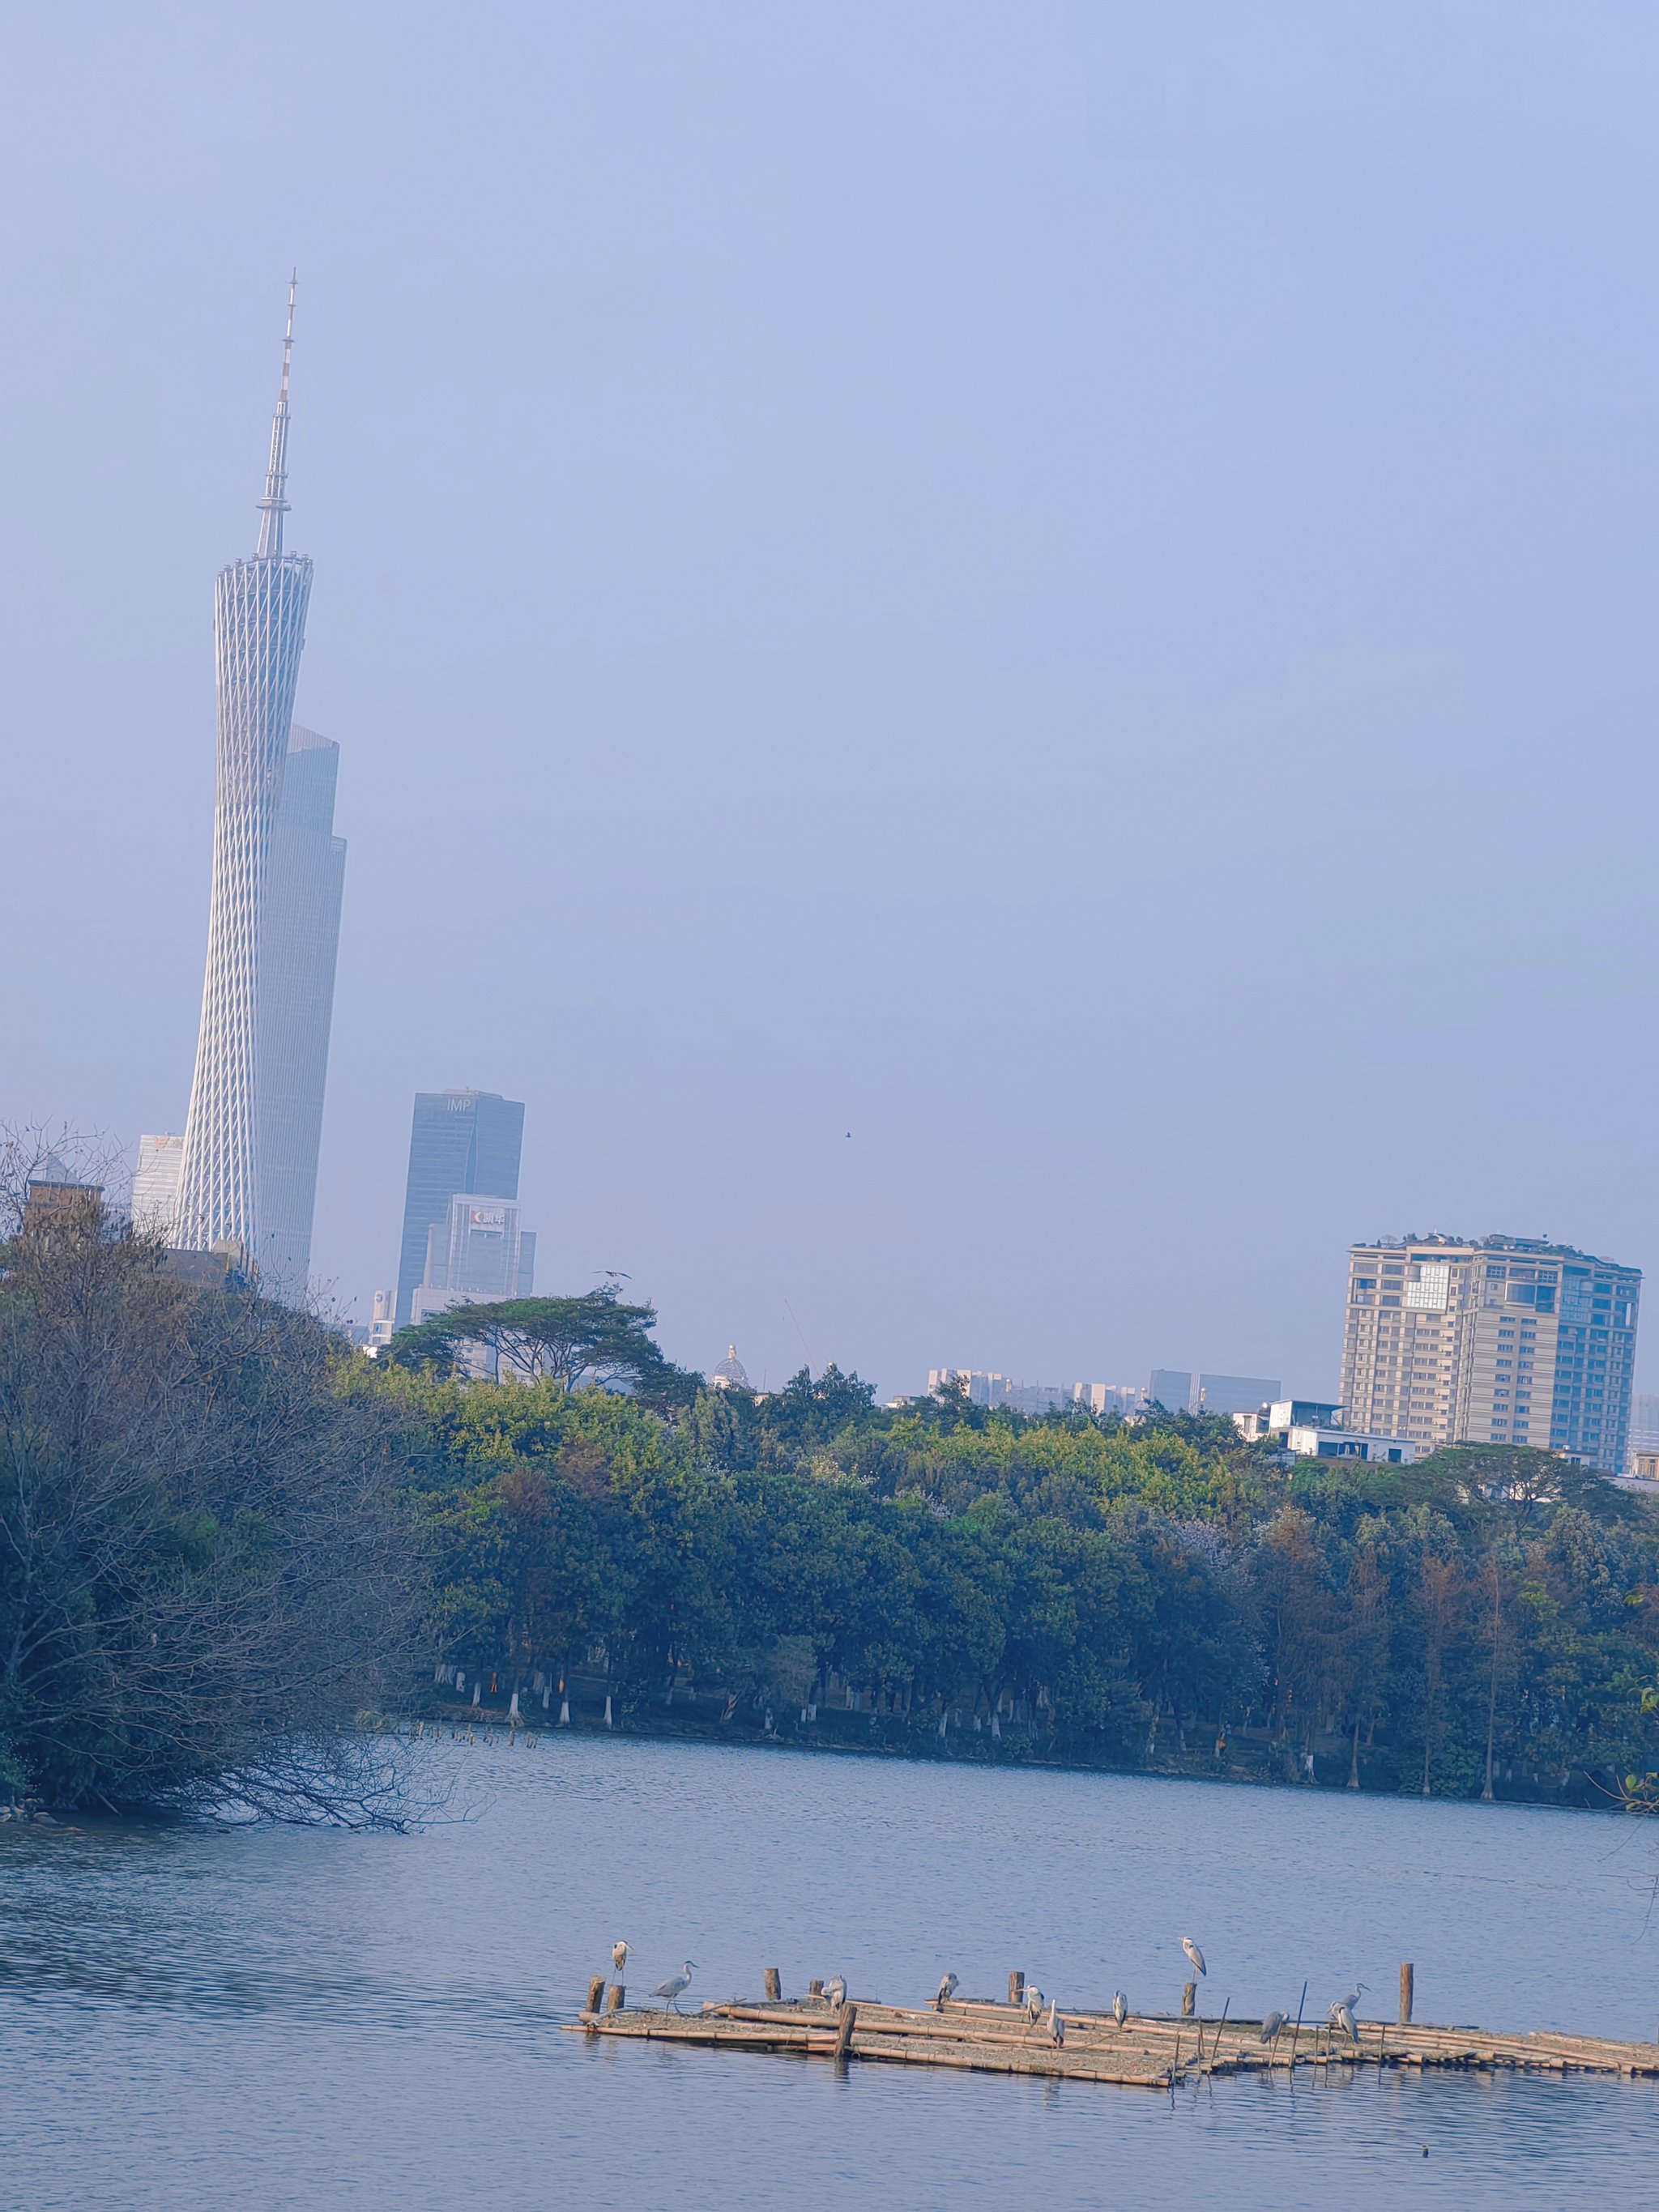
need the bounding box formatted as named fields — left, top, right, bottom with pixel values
left=5, top=3, right=1659, bottom=1400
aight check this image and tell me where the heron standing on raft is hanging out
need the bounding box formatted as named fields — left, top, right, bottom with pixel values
left=652, top=1961, right=697, bottom=2013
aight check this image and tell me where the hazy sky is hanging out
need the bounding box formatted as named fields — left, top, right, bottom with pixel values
left=5, top=4, right=1659, bottom=1398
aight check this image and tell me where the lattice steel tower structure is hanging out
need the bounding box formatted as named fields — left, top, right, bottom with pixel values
left=175, top=281, right=316, bottom=1269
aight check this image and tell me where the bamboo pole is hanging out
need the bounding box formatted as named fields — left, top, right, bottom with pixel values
left=1286, top=1980, right=1308, bottom=2073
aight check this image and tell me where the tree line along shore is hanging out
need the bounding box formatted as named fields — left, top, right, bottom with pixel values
left=5, top=1200, right=1659, bottom=1821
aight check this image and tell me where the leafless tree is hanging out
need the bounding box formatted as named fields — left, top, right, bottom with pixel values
left=0, top=1194, right=422, bottom=1822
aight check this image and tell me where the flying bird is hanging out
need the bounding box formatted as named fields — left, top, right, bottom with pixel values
left=1111, top=1991, right=1128, bottom=2028
left=935, top=1971, right=958, bottom=2010
left=651, top=1961, right=697, bottom=2013
left=1259, top=2010, right=1286, bottom=2044
left=612, top=1939, right=631, bottom=1975
left=1181, top=1938, right=1206, bottom=1978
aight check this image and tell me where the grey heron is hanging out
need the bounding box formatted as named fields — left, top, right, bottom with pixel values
left=1026, top=1987, right=1045, bottom=2021
left=935, top=1971, right=958, bottom=2010
left=612, top=1939, right=631, bottom=1975
left=1047, top=1998, right=1064, bottom=2045
left=1111, top=1991, right=1128, bottom=2029
left=652, top=1960, right=697, bottom=2013
left=1259, top=2010, right=1286, bottom=2044
left=1328, top=1998, right=1359, bottom=2044
left=1181, top=1937, right=1206, bottom=1978
left=824, top=1975, right=847, bottom=2008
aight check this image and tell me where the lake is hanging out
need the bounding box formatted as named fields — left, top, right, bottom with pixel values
left=5, top=1735, right=1659, bottom=2208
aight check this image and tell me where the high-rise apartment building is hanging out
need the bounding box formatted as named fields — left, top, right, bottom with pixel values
left=173, top=284, right=343, bottom=1303
left=394, top=1090, right=527, bottom=1324
left=1340, top=1235, right=1640, bottom=1473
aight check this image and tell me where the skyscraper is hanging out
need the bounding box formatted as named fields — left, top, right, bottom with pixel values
left=1339, top=1234, right=1640, bottom=1473
left=409, top=1195, right=535, bottom=1323
left=394, top=1090, right=527, bottom=1324
left=256, top=727, right=346, bottom=1298
left=130, top=1132, right=185, bottom=1238
left=173, top=283, right=343, bottom=1302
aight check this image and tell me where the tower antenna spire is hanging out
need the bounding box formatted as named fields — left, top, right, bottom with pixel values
left=255, top=271, right=297, bottom=558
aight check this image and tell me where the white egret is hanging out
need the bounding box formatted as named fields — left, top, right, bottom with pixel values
left=651, top=1961, right=697, bottom=2013
left=1181, top=1938, right=1206, bottom=1978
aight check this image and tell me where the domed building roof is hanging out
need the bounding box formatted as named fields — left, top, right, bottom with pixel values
left=710, top=1344, right=750, bottom=1391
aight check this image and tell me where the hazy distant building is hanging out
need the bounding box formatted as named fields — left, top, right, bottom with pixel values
left=131, top=1133, right=186, bottom=1238
left=1628, top=1392, right=1659, bottom=1475
left=22, top=1155, right=102, bottom=1234
left=928, top=1370, right=1141, bottom=1417
left=176, top=286, right=343, bottom=1306
left=1147, top=1370, right=1282, bottom=1416
left=365, top=1289, right=397, bottom=1353
left=1234, top=1398, right=1418, bottom=1464
left=408, top=1192, right=535, bottom=1324
left=394, top=1090, right=526, bottom=1325
left=711, top=1345, right=751, bottom=1390
left=1340, top=1235, right=1640, bottom=1473
left=254, top=727, right=345, bottom=1299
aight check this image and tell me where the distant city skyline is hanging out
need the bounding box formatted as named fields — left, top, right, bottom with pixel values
left=11, top=14, right=1659, bottom=1400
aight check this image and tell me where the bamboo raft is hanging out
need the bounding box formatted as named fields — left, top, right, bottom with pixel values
left=564, top=1972, right=1659, bottom=2091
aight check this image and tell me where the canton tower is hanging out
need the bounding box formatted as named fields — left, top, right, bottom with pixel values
left=174, top=282, right=318, bottom=1274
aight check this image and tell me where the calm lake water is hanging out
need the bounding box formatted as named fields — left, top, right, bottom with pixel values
left=5, top=1737, right=1659, bottom=2208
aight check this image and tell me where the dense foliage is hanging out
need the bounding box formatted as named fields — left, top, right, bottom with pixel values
left=0, top=1203, right=417, bottom=1818
left=378, top=1359, right=1659, bottom=1801
left=7, top=1196, right=1657, bottom=1817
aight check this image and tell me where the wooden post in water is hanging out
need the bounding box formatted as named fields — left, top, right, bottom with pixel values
left=1286, top=1979, right=1308, bottom=2073
left=834, top=2001, right=859, bottom=2061
left=808, top=1979, right=824, bottom=1997
left=765, top=1967, right=782, bottom=2001
left=1181, top=1981, right=1196, bottom=2018
left=586, top=1975, right=605, bottom=2014
left=607, top=1982, right=625, bottom=2013
left=1009, top=1971, right=1025, bottom=2007
left=1399, top=1962, right=1414, bottom=2025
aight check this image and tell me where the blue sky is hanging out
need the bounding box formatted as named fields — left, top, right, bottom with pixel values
left=5, top=4, right=1658, bottom=1396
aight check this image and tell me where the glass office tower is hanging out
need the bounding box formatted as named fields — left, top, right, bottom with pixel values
left=394, top=1091, right=527, bottom=1324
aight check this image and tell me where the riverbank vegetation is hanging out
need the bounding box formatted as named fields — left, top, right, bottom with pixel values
left=6, top=1210, right=1658, bottom=1815
left=0, top=1197, right=416, bottom=1819
left=381, top=1334, right=1659, bottom=1805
